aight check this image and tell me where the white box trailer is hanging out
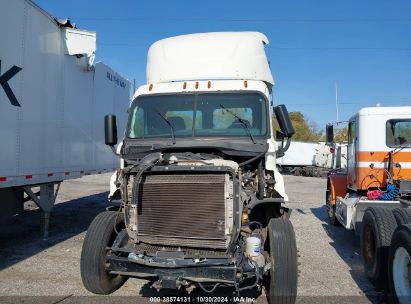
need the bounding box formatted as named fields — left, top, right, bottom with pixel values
left=0, top=0, right=130, bottom=236
left=277, top=141, right=347, bottom=176
left=277, top=141, right=318, bottom=167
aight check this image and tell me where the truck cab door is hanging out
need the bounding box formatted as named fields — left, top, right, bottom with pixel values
left=347, top=119, right=357, bottom=189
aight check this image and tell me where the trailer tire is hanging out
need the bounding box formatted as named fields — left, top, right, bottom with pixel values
left=392, top=208, right=411, bottom=226
left=294, top=168, right=301, bottom=176
left=80, top=211, right=127, bottom=294
left=361, top=207, right=397, bottom=289
left=265, top=218, right=297, bottom=304
left=388, top=225, right=411, bottom=304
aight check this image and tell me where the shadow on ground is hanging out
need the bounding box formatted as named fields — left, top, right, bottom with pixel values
left=0, top=191, right=110, bottom=270
left=310, top=206, right=386, bottom=304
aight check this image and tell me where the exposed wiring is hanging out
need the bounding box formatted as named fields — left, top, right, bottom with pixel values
left=197, top=282, right=220, bottom=293
left=113, top=195, right=126, bottom=235
left=238, top=267, right=260, bottom=291
left=239, top=144, right=269, bottom=167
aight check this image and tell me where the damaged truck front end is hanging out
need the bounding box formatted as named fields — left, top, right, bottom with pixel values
left=106, top=152, right=270, bottom=293
left=80, top=32, right=298, bottom=304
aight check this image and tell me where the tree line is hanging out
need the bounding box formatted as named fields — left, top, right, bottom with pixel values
left=272, top=112, right=347, bottom=143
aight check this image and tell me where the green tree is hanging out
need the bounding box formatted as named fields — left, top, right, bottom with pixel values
left=272, top=112, right=323, bottom=142
left=334, top=127, right=348, bottom=143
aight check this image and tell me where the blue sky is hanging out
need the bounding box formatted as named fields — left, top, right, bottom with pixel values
left=36, top=0, right=411, bottom=129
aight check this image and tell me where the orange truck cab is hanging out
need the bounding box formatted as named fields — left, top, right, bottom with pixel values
left=326, top=106, right=411, bottom=231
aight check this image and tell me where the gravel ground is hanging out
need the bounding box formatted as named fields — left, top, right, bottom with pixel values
left=0, top=174, right=383, bottom=303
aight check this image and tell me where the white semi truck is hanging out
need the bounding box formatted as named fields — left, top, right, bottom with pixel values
left=0, top=0, right=130, bottom=237
left=80, top=32, right=298, bottom=303
left=326, top=106, right=411, bottom=302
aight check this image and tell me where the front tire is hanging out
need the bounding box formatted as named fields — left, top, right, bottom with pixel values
left=326, top=191, right=340, bottom=226
left=265, top=218, right=297, bottom=304
left=80, top=211, right=127, bottom=294
left=361, top=207, right=397, bottom=289
left=388, top=225, right=411, bottom=304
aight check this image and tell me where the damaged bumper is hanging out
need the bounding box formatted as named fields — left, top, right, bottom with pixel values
left=106, top=251, right=238, bottom=288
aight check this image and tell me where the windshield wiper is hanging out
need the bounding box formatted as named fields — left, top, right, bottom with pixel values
left=393, top=138, right=411, bottom=153
left=219, top=104, right=256, bottom=144
left=154, top=109, right=176, bottom=145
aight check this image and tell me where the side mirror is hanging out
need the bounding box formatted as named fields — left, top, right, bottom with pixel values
left=104, top=114, right=118, bottom=146
left=326, top=124, right=334, bottom=144
left=274, top=104, right=295, bottom=138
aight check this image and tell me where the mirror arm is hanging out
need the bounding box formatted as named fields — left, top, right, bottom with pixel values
left=276, top=136, right=292, bottom=158
left=110, top=145, right=120, bottom=156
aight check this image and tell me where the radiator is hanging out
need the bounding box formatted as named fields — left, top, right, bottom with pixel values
left=132, top=173, right=228, bottom=249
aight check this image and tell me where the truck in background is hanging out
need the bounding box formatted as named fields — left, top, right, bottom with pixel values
left=0, top=0, right=130, bottom=237
left=80, top=32, right=298, bottom=303
left=277, top=141, right=347, bottom=177
left=325, top=106, right=411, bottom=302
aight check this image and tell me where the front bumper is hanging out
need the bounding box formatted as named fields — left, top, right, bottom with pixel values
left=106, top=253, right=238, bottom=288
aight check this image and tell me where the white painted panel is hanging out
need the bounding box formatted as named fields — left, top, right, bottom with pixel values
left=147, top=32, right=274, bottom=85
left=92, top=63, right=130, bottom=170
left=63, top=28, right=96, bottom=56
left=356, top=106, right=411, bottom=152
left=277, top=141, right=318, bottom=166
left=0, top=0, right=25, bottom=177
left=62, top=56, right=94, bottom=172
left=19, top=2, right=63, bottom=175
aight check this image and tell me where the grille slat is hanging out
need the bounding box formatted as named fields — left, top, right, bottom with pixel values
left=133, top=174, right=227, bottom=249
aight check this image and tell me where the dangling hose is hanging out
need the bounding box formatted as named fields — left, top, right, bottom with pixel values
left=378, top=183, right=399, bottom=201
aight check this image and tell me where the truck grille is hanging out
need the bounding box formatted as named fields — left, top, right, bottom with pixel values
left=133, top=173, right=227, bottom=249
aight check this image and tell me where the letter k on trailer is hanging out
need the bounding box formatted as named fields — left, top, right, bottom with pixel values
left=0, top=60, right=22, bottom=107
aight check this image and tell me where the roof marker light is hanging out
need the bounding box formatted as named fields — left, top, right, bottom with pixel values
left=183, top=82, right=187, bottom=89
left=244, top=80, right=248, bottom=88
left=195, top=82, right=199, bottom=89
left=208, top=81, right=211, bottom=89
left=149, top=84, right=153, bottom=91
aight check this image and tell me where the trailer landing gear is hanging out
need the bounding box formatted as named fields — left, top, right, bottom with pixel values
left=23, top=182, right=61, bottom=239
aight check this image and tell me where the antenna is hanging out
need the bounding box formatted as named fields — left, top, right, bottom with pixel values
left=335, top=82, right=339, bottom=121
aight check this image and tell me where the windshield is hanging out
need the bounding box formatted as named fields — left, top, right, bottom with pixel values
left=128, top=92, right=268, bottom=139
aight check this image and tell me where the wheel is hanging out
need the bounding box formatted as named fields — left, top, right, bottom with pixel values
left=361, top=207, right=397, bottom=289
left=388, top=225, right=411, bottom=304
left=80, top=211, right=127, bottom=294
left=392, top=208, right=411, bottom=225
left=294, top=168, right=301, bottom=176
left=325, top=190, right=340, bottom=226
left=265, top=218, right=297, bottom=304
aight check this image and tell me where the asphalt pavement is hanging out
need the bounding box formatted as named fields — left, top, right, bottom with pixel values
left=0, top=174, right=383, bottom=303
